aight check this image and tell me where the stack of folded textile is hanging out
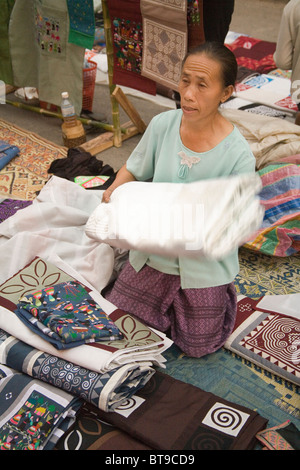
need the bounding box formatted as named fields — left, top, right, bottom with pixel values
left=0, top=256, right=172, bottom=435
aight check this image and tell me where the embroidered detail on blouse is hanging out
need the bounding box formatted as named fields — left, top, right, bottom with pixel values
left=178, top=151, right=201, bottom=179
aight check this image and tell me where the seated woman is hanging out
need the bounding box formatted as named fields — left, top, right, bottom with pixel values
left=102, top=41, right=255, bottom=358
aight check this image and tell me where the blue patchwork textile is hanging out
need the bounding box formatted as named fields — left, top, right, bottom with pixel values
left=14, top=281, right=123, bottom=349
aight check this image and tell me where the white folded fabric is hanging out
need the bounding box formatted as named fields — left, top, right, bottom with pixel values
left=256, top=293, right=300, bottom=320
left=0, top=176, right=127, bottom=292
left=85, top=174, right=264, bottom=259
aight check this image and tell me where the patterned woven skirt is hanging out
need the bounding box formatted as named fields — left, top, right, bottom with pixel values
left=106, top=261, right=237, bottom=358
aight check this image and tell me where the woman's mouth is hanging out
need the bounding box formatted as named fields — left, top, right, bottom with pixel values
left=182, top=105, right=197, bottom=114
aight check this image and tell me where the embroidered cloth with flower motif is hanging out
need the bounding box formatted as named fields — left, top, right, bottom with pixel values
left=14, top=281, right=123, bottom=349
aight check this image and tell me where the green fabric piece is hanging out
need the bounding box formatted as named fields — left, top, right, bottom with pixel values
left=0, top=0, right=15, bottom=84
left=67, top=0, right=95, bottom=50
left=9, top=0, right=85, bottom=115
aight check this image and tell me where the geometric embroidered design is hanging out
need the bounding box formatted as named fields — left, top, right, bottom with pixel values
left=147, top=0, right=186, bottom=11
left=239, top=314, right=300, bottom=378
left=202, top=402, right=250, bottom=437
left=142, top=19, right=186, bottom=89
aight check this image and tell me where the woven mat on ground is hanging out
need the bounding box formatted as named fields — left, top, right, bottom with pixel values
left=236, top=247, right=300, bottom=299
left=0, top=119, right=67, bottom=200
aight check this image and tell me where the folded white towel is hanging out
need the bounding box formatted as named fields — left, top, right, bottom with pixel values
left=85, top=174, right=264, bottom=260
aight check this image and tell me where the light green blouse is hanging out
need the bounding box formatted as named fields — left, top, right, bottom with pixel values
left=126, top=109, right=256, bottom=289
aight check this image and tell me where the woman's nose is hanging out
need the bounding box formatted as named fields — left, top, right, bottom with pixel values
left=183, top=84, right=196, bottom=101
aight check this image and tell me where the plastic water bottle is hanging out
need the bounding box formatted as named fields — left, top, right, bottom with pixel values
left=61, top=91, right=77, bottom=128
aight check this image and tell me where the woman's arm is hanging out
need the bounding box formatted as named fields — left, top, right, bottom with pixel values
left=102, top=164, right=136, bottom=202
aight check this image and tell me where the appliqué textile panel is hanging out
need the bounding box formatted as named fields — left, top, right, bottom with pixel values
left=14, top=280, right=123, bottom=350
left=95, top=371, right=267, bottom=450
left=10, top=0, right=85, bottom=114
left=233, top=74, right=298, bottom=113
left=162, top=343, right=300, bottom=430
left=140, top=0, right=188, bottom=90
left=225, top=295, right=300, bottom=385
left=107, top=0, right=156, bottom=95
left=0, top=364, right=82, bottom=450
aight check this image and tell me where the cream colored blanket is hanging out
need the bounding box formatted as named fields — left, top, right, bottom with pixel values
left=221, top=109, right=300, bottom=169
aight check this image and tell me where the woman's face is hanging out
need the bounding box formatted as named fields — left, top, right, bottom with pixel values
left=178, top=53, right=233, bottom=123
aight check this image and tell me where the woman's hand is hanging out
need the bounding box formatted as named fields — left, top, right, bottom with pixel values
left=101, top=164, right=136, bottom=203
left=102, top=187, right=114, bottom=203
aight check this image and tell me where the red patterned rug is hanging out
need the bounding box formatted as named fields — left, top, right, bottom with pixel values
left=0, top=119, right=67, bottom=200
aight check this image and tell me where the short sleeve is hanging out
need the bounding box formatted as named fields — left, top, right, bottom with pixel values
left=229, top=129, right=256, bottom=176
left=126, top=117, right=158, bottom=181
left=233, top=148, right=256, bottom=175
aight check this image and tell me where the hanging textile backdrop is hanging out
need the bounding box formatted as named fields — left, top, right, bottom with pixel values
left=140, top=0, right=188, bottom=91
left=0, top=0, right=15, bottom=85
left=107, top=0, right=204, bottom=94
left=66, top=0, right=95, bottom=50
left=107, top=0, right=156, bottom=95
left=187, top=0, right=205, bottom=51
left=9, top=0, right=85, bottom=115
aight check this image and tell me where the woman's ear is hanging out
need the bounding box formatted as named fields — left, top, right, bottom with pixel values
left=221, top=84, right=234, bottom=103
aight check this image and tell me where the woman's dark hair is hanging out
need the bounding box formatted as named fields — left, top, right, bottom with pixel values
left=182, top=41, right=238, bottom=88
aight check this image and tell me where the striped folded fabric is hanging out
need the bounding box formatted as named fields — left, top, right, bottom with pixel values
left=244, top=158, right=300, bottom=256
